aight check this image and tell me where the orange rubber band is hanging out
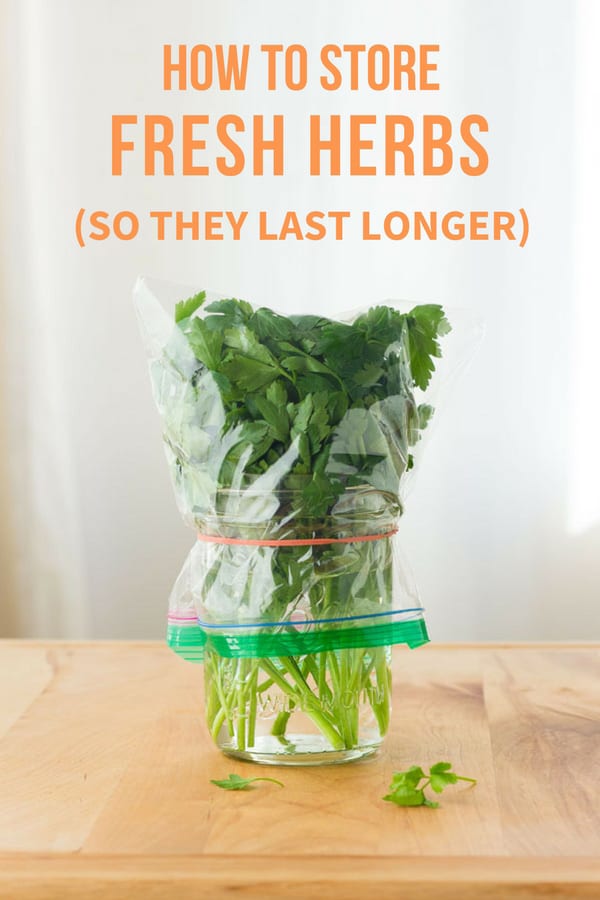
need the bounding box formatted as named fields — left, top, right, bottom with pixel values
left=197, top=529, right=398, bottom=547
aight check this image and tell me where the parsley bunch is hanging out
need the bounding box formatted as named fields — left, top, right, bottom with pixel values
left=160, top=294, right=449, bottom=755
left=172, top=294, right=448, bottom=519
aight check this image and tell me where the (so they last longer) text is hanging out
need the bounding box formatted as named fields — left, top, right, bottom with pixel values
left=74, top=208, right=529, bottom=247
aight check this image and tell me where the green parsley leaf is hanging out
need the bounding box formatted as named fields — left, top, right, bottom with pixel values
left=174, top=290, right=206, bottom=323
left=251, top=395, right=290, bottom=442
left=280, top=353, right=343, bottom=387
left=187, top=317, right=222, bottom=370
left=290, top=395, right=314, bottom=436
left=389, top=765, right=426, bottom=789
left=429, top=761, right=459, bottom=793
left=352, top=363, right=385, bottom=388
left=250, top=307, right=295, bottom=341
left=223, top=325, right=280, bottom=368
left=205, top=297, right=253, bottom=322
left=210, top=773, right=284, bottom=791
left=383, top=785, right=430, bottom=807
left=266, top=380, right=288, bottom=408
left=406, top=305, right=451, bottom=391
left=302, top=471, right=345, bottom=517
left=384, top=762, right=476, bottom=808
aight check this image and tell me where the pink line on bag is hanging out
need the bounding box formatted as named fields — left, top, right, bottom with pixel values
left=168, top=614, right=198, bottom=622
left=196, top=530, right=397, bottom=547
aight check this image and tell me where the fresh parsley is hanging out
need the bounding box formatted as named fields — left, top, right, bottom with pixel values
left=173, top=296, right=450, bottom=525
left=210, top=773, right=284, bottom=791
left=383, top=762, right=477, bottom=808
left=163, top=295, right=450, bottom=753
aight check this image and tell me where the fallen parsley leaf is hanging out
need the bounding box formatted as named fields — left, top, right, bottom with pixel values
left=210, top=773, right=284, bottom=791
left=384, top=762, right=476, bottom=808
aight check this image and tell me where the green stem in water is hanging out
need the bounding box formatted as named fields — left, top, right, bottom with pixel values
left=205, top=656, right=221, bottom=730
left=276, top=656, right=345, bottom=750
left=246, top=663, right=259, bottom=749
left=206, top=646, right=392, bottom=754
left=259, top=657, right=301, bottom=698
left=212, top=657, right=236, bottom=737
left=271, top=707, right=294, bottom=740
left=210, top=707, right=227, bottom=742
left=236, top=657, right=249, bottom=751
left=368, top=647, right=391, bottom=736
left=318, top=652, right=329, bottom=701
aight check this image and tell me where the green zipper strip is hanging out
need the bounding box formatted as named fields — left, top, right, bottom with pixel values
left=167, top=618, right=429, bottom=663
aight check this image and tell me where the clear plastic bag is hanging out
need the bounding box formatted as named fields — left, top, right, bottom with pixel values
left=135, top=276, right=470, bottom=762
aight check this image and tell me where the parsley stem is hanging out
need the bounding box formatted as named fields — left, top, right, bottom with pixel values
left=259, top=657, right=299, bottom=696
left=276, top=656, right=345, bottom=749
left=373, top=647, right=391, bottom=736
left=318, top=652, right=327, bottom=699
left=205, top=662, right=220, bottom=726
left=250, top=777, right=285, bottom=788
left=247, top=664, right=259, bottom=749
left=236, top=657, right=249, bottom=751
left=215, top=658, right=235, bottom=732
left=210, top=707, right=227, bottom=742
left=338, top=650, right=353, bottom=746
left=271, top=708, right=293, bottom=739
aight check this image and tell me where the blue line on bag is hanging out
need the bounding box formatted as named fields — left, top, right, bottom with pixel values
left=196, top=607, right=425, bottom=630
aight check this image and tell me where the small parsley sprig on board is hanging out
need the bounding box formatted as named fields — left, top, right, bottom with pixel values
left=384, top=762, right=477, bottom=808
left=210, top=773, right=284, bottom=791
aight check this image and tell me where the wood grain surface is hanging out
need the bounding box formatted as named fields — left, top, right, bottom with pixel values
left=0, top=641, right=598, bottom=899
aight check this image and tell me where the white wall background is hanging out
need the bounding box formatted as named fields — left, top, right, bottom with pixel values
left=1, top=0, right=598, bottom=641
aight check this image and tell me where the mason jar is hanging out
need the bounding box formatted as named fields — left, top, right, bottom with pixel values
left=203, top=644, right=392, bottom=765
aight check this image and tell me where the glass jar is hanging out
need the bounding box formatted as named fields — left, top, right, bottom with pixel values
left=187, top=485, right=412, bottom=765
left=203, top=645, right=392, bottom=765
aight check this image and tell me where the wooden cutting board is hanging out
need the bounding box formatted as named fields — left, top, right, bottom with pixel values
left=0, top=641, right=598, bottom=899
